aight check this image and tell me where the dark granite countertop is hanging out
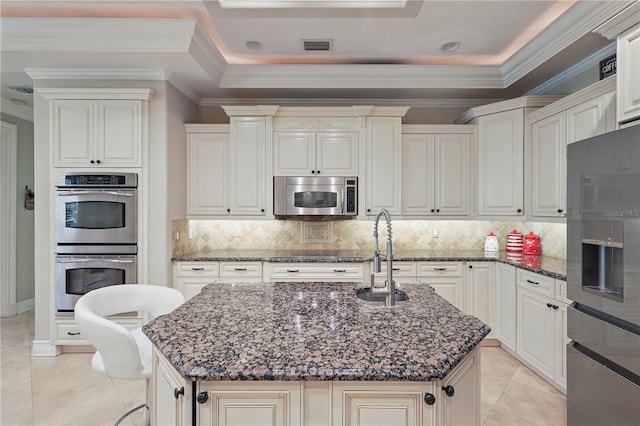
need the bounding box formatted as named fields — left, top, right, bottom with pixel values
left=144, top=281, right=490, bottom=382
left=172, top=249, right=566, bottom=280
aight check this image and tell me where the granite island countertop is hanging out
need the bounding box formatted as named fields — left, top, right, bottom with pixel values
left=172, top=249, right=567, bottom=280
left=143, top=281, right=490, bottom=382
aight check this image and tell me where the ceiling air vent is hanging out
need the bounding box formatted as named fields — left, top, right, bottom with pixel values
left=303, top=40, right=332, bottom=52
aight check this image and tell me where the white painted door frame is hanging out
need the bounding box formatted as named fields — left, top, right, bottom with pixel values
left=1, top=120, right=17, bottom=317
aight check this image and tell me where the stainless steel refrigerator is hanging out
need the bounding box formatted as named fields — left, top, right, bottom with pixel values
left=567, top=125, right=640, bottom=426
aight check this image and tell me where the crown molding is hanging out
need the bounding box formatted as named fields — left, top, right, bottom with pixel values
left=402, top=124, right=476, bottom=134
left=37, top=88, right=155, bottom=100
left=525, top=42, right=617, bottom=96
left=25, top=68, right=168, bottom=81
left=189, top=22, right=227, bottom=84
left=184, top=124, right=230, bottom=133
left=220, top=64, right=505, bottom=89
left=594, top=0, right=640, bottom=39
left=221, top=105, right=281, bottom=116
left=501, top=0, right=634, bottom=88
left=0, top=98, right=33, bottom=121
left=200, top=97, right=499, bottom=108
left=455, top=96, right=563, bottom=124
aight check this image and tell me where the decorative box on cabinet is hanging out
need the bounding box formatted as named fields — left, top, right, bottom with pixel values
left=401, top=126, right=474, bottom=217
left=38, top=89, right=152, bottom=168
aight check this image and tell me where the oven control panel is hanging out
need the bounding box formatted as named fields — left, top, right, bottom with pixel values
left=55, top=172, right=137, bottom=188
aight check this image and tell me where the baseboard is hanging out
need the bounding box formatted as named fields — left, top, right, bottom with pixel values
left=16, top=298, right=34, bottom=314
left=31, top=340, right=61, bottom=357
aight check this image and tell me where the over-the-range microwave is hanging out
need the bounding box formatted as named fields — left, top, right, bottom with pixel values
left=274, top=176, right=357, bottom=217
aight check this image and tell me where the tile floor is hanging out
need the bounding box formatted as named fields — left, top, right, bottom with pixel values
left=1, top=311, right=566, bottom=425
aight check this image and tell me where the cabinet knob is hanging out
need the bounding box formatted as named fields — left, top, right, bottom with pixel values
left=552, top=305, right=559, bottom=310
left=90, top=160, right=95, bottom=164
left=367, top=209, right=371, bottom=212
left=436, top=209, right=440, bottom=213
left=546, top=303, right=553, bottom=308
left=517, top=208, right=522, bottom=213
left=96, top=160, right=101, bottom=164
left=430, top=209, right=435, bottom=213
left=442, top=385, right=455, bottom=397
left=226, top=208, right=230, bottom=213
left=174, top=386, right=185, bottom=399
left=261, top=209, right=265, bottom=213
left=316, top=170, right=320, bottom=174
left=424, top=393, right=436, bottom=405
left=311, top=170, right=315, bottom=174
left=557, top=209, right=564, bottom=213
left=197, top=392, right=209, bottom=404
left=468, top=265, right=473, bottom=269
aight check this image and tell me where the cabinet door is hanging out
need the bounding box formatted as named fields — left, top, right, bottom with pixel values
left=517, top=287, right=555, bottom=380
left=401, top=133, right=435, bottom=215
left=187, top=132, right=229, bottom=215
left=532, top=113, right=566, bottom=217
left=333, top=382, right=434, bottom=426
left=154, top=352, right=188, bottom=426
left=316, top=131, right=358, bottom=176
left=439, top=350, right=479, bottom=426
left=366, top=118, right=402, bottom=215
left=477, top=110, right=524, bottom=215
left=566, top=95, right=607, bottom=144
left=98, top=100, right=142, bottom=167
left=554, top=301, right=569, bottom=391
left=230, top=117, right=265, bottom=215
left=273, top=132, right=315, bottom=175
left=466, top=262, right=495, bottom=337
left=420, top=277, right=465, bottom=312
left=617, top=24, right=640, bottom=124
left=197, top=382, right=302, bottom=426
left=434, top=133, right=470, bottom=215
left=495, top=263, right=517, bottom=352
left=52, top=100, right=96, bottom=167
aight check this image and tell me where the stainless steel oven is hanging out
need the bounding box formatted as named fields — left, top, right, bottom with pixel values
left=55, top=172, right=137, bottom=246
left=55, top=246, right=137, bottom=316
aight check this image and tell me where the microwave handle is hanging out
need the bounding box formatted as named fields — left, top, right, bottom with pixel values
left=341, top=187, right=345, bottom=214
left=57, top=191, right=134, bottom=197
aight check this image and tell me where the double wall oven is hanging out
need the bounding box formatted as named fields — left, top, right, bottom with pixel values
left=54, top=172, right=138, bottom=316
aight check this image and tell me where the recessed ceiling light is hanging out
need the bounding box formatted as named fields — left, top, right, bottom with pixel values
left=246, top=40, right=262, bottom=50
left=440, top=41, right=461, bottom=53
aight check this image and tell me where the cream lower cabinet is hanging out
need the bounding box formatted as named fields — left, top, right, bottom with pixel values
left=465, top=262, right=495, bottom=339
left=516, top=270, right=568, bottom=392
left=173, top=261, right=263, bottom=300
left=54, top=317, right=141, bottom=346
left=495, top=263, right=517, bottom=353
left=416, top=262, right=465, bottom=311
left=152, top=348, right=479, bottom=426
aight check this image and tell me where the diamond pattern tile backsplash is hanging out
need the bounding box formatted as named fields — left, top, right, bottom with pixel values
left=172, top=219, right=567, bottom=259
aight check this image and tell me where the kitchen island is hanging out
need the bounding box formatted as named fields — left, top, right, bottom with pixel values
left=143, top=281, right=490, bottom=425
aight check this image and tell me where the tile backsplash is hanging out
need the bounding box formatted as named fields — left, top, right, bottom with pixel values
left=172, top=219, right=567, bottom=260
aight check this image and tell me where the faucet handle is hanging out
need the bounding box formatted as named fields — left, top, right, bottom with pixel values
left=373, top=253, right=382, bottom=273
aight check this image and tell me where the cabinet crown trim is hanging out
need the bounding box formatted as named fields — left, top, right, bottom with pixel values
left=184, top=124, right=230, bottom=132
left=594, top=1, right=640, bottom=39
left=221, top=105, right=280, bottom=116
left=402, top=124, right=476, bottom=134
left=37, top=88, right=154, bottom=100
left=456, top=96, right=562, bottom=123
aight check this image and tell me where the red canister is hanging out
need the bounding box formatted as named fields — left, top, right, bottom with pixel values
left=522, top=231, right=542, bottom=255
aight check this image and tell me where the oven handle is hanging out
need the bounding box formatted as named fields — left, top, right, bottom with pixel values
left=57, top=191, right=134, bottom=197
left=57, top=258, right=135, bottom=263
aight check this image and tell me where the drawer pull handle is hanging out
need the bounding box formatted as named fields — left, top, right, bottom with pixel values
left=334, top=269, right=346, bottom=273
left=392, top=267, right=400, bottom=271
left=434, top=268, right=447, bottom=271
left=234, top=268, right=247, bottom=271
left=191, top=267, right=205, bottom=271
left=286, top=269, right=300, bottom=273
left=67, top=332, right=81, bottom=336
left=526, top=279, right=539, bottom=285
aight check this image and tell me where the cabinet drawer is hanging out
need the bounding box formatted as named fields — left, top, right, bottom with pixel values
left=555, top=279, right=571, bottom=304
left=517, top=269, right=555, bottom=298
left=267, top=263, right=364, bottom=282
left=175, top=262, right=219, bottom=276
left=416, top=262, right=463, bottom=277
left=375, top=261, right=416, bottom=276
left=55, top=318, right=141, bottom=345
left=220, top=261, right=263, bottom=279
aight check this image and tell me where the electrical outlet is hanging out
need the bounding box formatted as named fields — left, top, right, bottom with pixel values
left=432, top=229, right=439, bottom=238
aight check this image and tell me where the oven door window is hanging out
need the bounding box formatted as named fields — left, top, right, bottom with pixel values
left=66, top=267, right=125, bottom=295
left=65, top=201, right=125, bottom=229
left=293, top=191, right=338, bottom=209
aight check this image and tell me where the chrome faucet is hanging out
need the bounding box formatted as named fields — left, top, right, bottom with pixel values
left=371, top=209, right=395, bottom=306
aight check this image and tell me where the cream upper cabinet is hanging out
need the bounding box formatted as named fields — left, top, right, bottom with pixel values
left=186, top=119, right=266, bottom=217
left=186, top=126, right=230, bottom=216
left=476, top=110, right=524, bottom=216
left=401, top=126, right=473, bottom=217
left=366, top=117, right=402, bottom=215
left=617, top=23, right=640, bottom=124
left=532, top=112, right=566, bottom=217
left=273, top=131, right=358, bottom=176
left=52, top=99, right=143, bottom=167
left=566, top=93, right=613, bottom=143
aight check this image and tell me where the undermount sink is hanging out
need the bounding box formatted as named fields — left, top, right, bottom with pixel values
left=355, top=287, right=409, bottom=303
